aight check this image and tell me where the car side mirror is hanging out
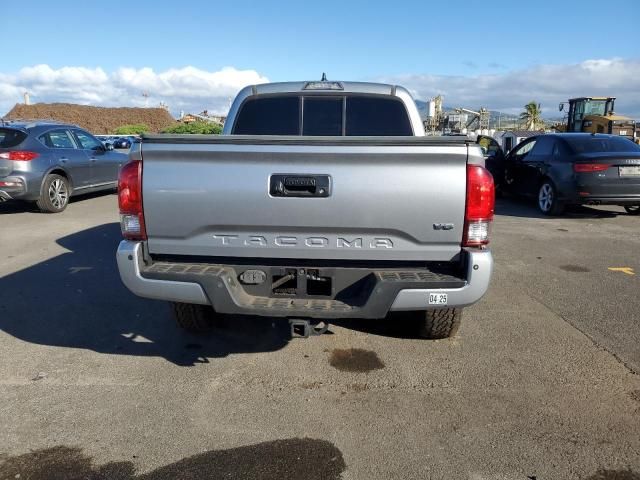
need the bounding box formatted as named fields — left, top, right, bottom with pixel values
left=105, top=143, right=114, bottom=151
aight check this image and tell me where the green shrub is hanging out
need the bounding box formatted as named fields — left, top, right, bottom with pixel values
left=113, top=124, right=149, bottom=135
left=162, top=121, right=222, bottom=135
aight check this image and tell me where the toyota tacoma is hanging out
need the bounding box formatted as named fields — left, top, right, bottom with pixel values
left=116, top=80, right=495, bottom=338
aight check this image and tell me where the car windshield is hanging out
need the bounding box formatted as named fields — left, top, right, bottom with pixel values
left=566, top=135, right=640, bottom=153
left=582, top=100, right=607, bottom=116
left=0, top=128, right=28, bottom=148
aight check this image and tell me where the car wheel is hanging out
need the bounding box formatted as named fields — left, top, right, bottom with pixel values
left=624, top=206, right=640, bottom=215
left=171, top=302, right=217, bottom=333
left=37, top=174, right=70, bottom=213
left=537, top=180, right=564, bottom=216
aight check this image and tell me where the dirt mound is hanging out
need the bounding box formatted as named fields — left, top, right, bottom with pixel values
left=4, top=103, right=177, bottom=134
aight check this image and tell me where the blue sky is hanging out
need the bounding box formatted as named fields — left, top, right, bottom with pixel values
left=1, top=0, right=639, bottom=117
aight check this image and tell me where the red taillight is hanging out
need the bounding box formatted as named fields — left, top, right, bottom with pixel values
left=118, top=160, right=146, bottom=240
left=0, top=151, right=39, bottom=161
left=573, top=163, right=610, bottom=173
left=463, top=164, right=495, bottom=247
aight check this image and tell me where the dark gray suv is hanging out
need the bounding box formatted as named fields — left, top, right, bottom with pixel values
left=0, top=120, right=128, bottom=212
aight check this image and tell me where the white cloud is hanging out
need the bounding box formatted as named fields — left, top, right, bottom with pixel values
left=378, top=58, right=640, bottom=118
left=2, top=59, right=639, bottom=120
left=0, top=65, right=269, bottom=117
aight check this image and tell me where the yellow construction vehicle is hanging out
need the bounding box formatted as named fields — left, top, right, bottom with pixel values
left=558, top=97, right=636, bottom=141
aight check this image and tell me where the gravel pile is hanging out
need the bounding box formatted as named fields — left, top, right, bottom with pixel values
left=4, top=102, right=177, bottom=133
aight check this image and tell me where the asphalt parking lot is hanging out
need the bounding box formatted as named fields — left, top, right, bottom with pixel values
left=1, top=193, right=639, bottom=479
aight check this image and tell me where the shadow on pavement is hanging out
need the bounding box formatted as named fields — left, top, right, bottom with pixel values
left=0, top=190, right=117, bottom=215
left=332, top=315, right=422, bottom=340
left=0, top=200, right=39, bottom=215
left=495, top=196, right=619, bottom=219
left=0, top=223, right=290, bottom=366
left=0, top=439, right=346, bottom=480
left=1, top=443, right=637, bottom=480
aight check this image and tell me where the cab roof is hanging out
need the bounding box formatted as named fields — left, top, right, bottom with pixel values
left=569, top=97, right=616, bottom=101
left=247, top=81, right=408, bottom=97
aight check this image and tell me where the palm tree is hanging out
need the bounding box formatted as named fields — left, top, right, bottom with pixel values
left=520, top=101, right=543, bottom=130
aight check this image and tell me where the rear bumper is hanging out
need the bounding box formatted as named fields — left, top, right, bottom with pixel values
left=117, top=241, right=493, bottom=318
left=575, top=195, right=640, bottom=206
left=0, top=177, right=28, bottom=201
left=570, top=175, right=640, bottom=205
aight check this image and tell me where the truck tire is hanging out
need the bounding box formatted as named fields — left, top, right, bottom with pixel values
left=37, top=174, right=70, bottom=213
left=172, top=302, right=216, bottom=333
left=537, top=180, right=565, bottom=216
left=417, top=308, right=462, bottom=339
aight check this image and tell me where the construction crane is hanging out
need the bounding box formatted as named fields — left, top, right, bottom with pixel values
left=454, top=107, right=490, bottom=131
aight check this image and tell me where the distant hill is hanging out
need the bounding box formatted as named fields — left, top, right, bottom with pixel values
left=4, top=103, right=177, bottom=134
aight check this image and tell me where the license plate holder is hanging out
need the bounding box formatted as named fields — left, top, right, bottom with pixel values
left=619, top=166, right=640, bottom=177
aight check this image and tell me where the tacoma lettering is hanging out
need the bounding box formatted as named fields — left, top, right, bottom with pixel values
left=212, top=234, right=393, bottom=249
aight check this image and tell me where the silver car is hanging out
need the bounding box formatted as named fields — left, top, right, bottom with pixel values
left=0, top=120, right=128, bottom=212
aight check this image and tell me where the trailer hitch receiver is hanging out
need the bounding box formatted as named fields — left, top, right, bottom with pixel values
left=289, top=319, right=330, bottom=338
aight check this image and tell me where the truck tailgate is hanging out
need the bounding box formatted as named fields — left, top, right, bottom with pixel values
left=140, top=136, right=469, bottom=262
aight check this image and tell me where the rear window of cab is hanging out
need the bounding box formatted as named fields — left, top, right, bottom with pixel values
left=0, top=128, right=28, bottom=148
left=232, top=95, right=413, bottom=136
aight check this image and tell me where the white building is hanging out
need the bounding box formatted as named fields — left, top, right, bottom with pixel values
left=500, top=130, right=538, bottom=153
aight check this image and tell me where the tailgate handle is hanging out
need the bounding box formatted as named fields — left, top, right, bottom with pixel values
left=270, top=174, right=331, bottom=198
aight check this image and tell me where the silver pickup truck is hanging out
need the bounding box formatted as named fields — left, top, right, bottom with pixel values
left=116, top=80, right=494, bottom=339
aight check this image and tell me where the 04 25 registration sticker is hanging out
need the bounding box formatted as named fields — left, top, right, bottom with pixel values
left=428, top=293, right=448, bottom=305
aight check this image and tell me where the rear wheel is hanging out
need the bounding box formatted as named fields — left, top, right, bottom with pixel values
left=537, top=180, right=565, bottom=216
left=418, top=308, right=462, bottom=339
left=172, top=302, right=217, bottom=333
left=394, top=308, right=462, bottom=339
left=624, top=206, right=640, bottom=215
left=37, top=174, right=70, bottom=213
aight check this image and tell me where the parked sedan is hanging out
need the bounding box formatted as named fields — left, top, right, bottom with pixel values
left=112, top=137, right=132, bottom=149
left=503, top=133, right=640, bottom=215
left=97, top=136, right=113, bottom=148
left=0, top=121, right=128, bottom=212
